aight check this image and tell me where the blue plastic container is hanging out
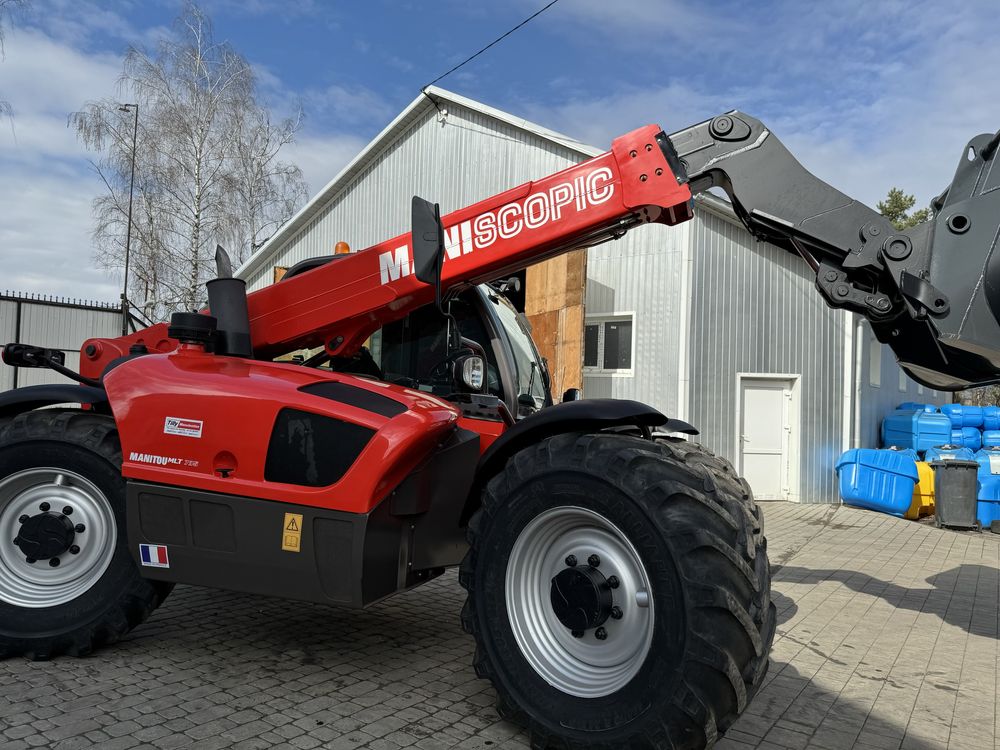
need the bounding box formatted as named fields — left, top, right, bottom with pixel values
left=885, top=446, right=919, bottom=459
left=951, top=427, right=983, bottom=452
left=898, top=402, right=937, bottom=413
left=974, top=447, right=1000, bottom=479
left=983, top=430, right=1000, bottom=448
left=965, top=427, right=983, bottom=451
left=926, top=445, right=975, bottom=462
left=984, top=406, right=1000, bottom=431
left=881, top=410, right=952, bottom=452
left=836, top=449, right=919, bottom=517
left=941, top=403, right=984, bottom=428
left=977, top=478, right=1000, bottom=529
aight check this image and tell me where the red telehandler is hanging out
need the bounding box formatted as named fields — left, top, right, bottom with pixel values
left=2, top=111, right=999, bottom=748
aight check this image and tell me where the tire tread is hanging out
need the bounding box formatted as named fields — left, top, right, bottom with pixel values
left=460, top=434, right=775, bottom=749
left=0, top=409, right=172, bottom=661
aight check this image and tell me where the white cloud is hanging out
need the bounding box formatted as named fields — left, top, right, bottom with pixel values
left=0, top=25, right=126, bottom=303
left=302, top=83, right=396, bottom=128
left=20, top=0, right=170, bottom=49
left=535, top=0, right=740, bottom=41
left=281, top=131, right=368, bottom=196
left=0, top=168, right=119, bottom=300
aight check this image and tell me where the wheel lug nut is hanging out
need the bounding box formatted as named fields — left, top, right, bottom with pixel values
left=49, top=558, right=60, bottom=567
left=69, top=545, right=80, bottom=555
left=18, top=515, right=29, bottom=524
left=75, top=524, right=85, bottom=534
left=39, top=502, right=50, bottom=512
left=62, top=506, right=73, bottom=516
left=565, top=555, right=577, bottom=568
left=607, top=575, right=620, bottom=589
left=588, top=554, right=600, bottom=568
left=611, top=606, right=623, bottom=620
left=595, top=627, right=608, bottom=640
left=571, top=630, right=584, bottom=638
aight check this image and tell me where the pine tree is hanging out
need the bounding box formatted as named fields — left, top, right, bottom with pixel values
left=877, top=187, right=931, bottom=230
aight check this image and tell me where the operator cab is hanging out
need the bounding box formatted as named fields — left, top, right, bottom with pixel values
left=298, top=284, right=552, bottom=420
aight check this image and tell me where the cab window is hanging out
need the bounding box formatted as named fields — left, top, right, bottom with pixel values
left=372, top=295, right=504, bottom=398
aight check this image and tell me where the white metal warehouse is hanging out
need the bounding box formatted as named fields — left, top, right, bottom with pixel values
left=237, top=87, right=947, bottom=503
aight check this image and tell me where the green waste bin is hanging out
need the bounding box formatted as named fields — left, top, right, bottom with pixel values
left=930, top=459, right=981, bottom=530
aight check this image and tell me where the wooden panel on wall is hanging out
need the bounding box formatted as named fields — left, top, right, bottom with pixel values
left=525, top=249, right=586, bottom=401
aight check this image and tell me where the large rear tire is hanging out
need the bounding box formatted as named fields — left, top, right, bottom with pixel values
left=0, top=410, right=172, bottom=660
left=460, top=433, right=775, bottom=749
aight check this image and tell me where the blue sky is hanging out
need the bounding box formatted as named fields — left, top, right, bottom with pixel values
left=2, top=0, right=999, bottom=301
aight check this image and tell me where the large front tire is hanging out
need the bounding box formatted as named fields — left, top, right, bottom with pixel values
left=460, top=433, right=775, bottom=749
left=0, top=410, right=172, bottom=660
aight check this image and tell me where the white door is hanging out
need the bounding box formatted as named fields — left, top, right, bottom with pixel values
left=739, top=378, right=795, bottom=500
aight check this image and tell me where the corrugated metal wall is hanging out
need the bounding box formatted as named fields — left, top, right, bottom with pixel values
left=686, top=205, right=847, bottom=503
left=582, top=223, right=688, bottom=418
left=0, top=296, right=120, bottom=390
left=855, top=317, right=950, bottom=449
left=0, top=300, right=16, bottom=392
left=246, top=103, right=583, bottom=291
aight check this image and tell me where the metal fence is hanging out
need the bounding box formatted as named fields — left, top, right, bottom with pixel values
left=0, top=291, right=122, bottom=391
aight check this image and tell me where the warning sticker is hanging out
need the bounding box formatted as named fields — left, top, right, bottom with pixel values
left=282, top=513, right=303, bottom=552
left=164, top=417, right=203, bottom=438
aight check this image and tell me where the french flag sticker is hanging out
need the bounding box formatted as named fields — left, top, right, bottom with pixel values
left=139, top=544, right=170, bottom=569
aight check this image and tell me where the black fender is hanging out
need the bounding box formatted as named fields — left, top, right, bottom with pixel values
left=475, top=398, right=697, bottom=490
left=0, top=384, right=109, bottom=419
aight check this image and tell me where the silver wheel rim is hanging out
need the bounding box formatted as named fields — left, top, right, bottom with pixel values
left=0, top=468, right=117, bottom=608
left=505, top=506, right=654, bottom=698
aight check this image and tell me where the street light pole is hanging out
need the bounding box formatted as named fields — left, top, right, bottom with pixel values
left=119, top=103, right=139, bottom=336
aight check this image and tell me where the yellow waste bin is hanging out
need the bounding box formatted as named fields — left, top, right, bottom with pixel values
left=906, top=461, right=936, bottom=519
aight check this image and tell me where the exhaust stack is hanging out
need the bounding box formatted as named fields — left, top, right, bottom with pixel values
left=206, top=246, right=253, bottom=358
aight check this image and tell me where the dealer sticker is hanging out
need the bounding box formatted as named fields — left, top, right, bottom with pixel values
left=164, top=416, right=203, bottom=438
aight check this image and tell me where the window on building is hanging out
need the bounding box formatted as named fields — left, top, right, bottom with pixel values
left=899, top=368, right=908, bottom=392
left=584, top=315, right=634, bottom=373
left=869, top=336, right=881, bottom=387
left=918, top=383, right=924, bottom=395
left=584, top=324, right=599, bottom=367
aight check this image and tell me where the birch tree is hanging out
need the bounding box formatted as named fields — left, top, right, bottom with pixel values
left=71, top=3, right=306, bottom=320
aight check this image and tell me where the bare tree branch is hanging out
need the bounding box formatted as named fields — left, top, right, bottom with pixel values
left=70, top=1, right=306, bottom=320
left=0, top=0, right=29, bottom=125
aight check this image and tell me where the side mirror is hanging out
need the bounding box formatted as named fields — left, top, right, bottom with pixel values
left=411, top=196, right=444, bottom=287
left=562, top=388, right=583, bottom=402
left=518, top=393, right=537, bottom=408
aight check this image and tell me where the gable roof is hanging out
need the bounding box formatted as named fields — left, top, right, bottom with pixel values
left=236, top=86, right=602, bottom=281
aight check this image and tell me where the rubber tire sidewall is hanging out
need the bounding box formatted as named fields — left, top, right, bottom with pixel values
left=0, top=439, right=141, bottom=644
left=474, top=467, right=687, bottom=742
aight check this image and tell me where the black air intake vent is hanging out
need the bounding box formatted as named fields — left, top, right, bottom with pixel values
left=265, top=408, right=375, bottom=487
left=300, top=382, right=407, bottom=418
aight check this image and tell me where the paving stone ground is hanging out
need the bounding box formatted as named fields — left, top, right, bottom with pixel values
left=1, top=502, right=997, bottom=750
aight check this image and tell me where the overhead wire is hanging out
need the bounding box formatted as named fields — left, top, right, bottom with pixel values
left=421, top=0, right=561, bottom=95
